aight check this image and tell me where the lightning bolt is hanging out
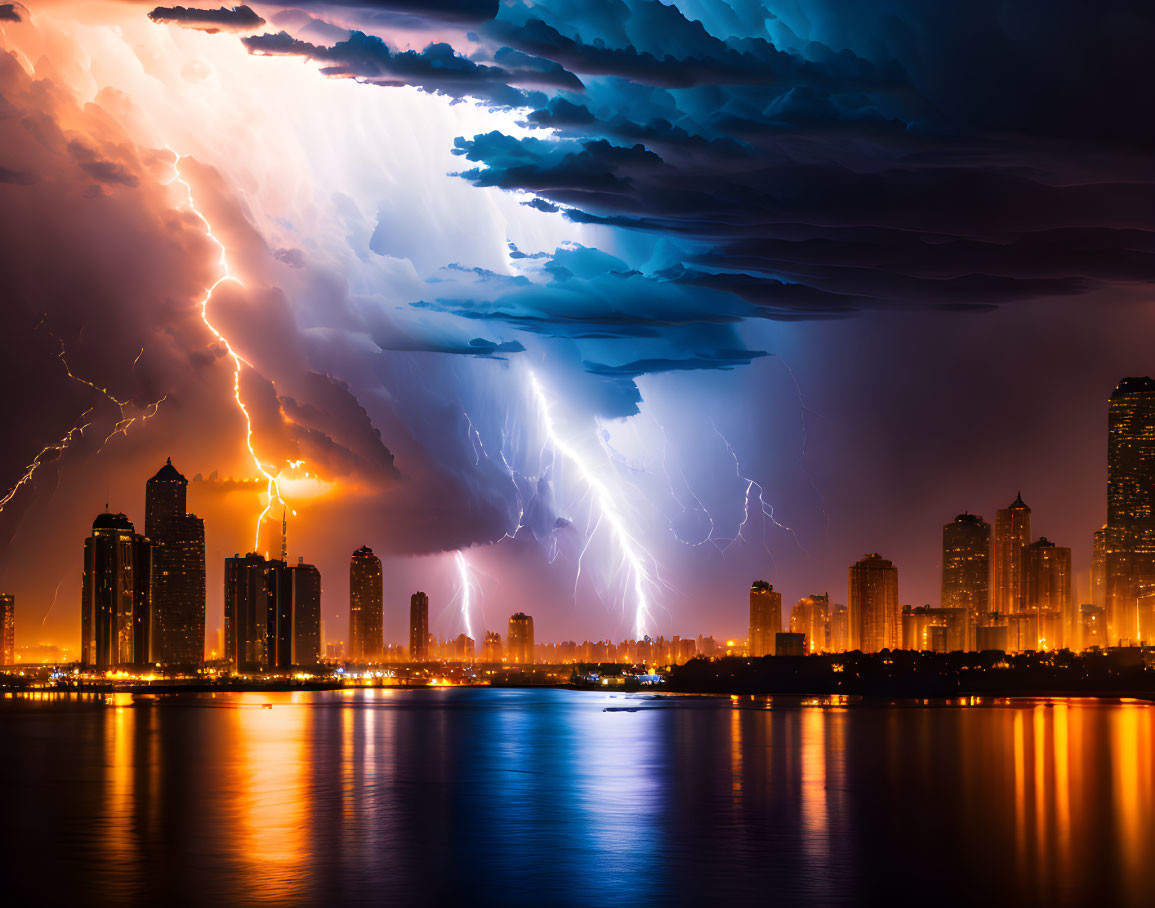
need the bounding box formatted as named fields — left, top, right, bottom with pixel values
left=0, top=413, right=93, bottom=515
left=527, top=370, right=660, bottom=639
left=453, top=550, right=478, bottom=643
left=166, top=149, right=290, bottom=551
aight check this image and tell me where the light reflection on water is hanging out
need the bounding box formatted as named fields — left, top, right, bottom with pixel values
left=0, top=690, right=1151, bottom=906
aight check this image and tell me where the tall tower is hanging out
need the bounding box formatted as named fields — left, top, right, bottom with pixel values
left=145, top=459, right=206, bottom=665
left=409, top=591, right=430, bottom=661
left=349, top=546, right=383, bottom=662
left=81, top=513, right=151, bottom=667
left=942, top=512, right=990, bottom=648
left=289, top=559, right=322, bottom=667
left=1022, top=537, right=1072, bottom=651
left=223, top=552, right=289, bottom=672
left=992, top=493, right=1031, bottom=615
left=1106, top=377, right=1155, bottom=644
left=748, top=580, right=782, bottom=656
left=508, top=612, right=534, bottom=664
left=849, top=554, right=899, bottom=653
left=0, top=594, right=13, bottom=665
left=790, top=593, right=830, bottom=654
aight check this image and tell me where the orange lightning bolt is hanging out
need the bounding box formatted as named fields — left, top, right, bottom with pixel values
left=165, top=148, right=292, bottom=551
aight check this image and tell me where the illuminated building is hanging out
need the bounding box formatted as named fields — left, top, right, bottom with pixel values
left=790, top=593, right=829, bottom=653
left=409, top=591, right=429, bottom=661
left=223, top=552, right=289, bottom=672
left=325, top=641, right=345, bottom=661
left=828, top=603, right=849, bottom=652
left=1091, top=526, right=1108, bottom=610
left=0, top=594, right=13, bottom=665
left=749, top=580, right=783, bottom=656
left=508, top=612, right=534, bottom=664
left=452, top=634, right=475, bottom=661
left=483, top=631, right=501, bottom=661
left=976, top=623, right=1009, bottom=652
left=942, top=513, right=990, bottom=633
left=81, top=512, right=152, bottom=667
left=775, top=632, right=805, bottom=657
left=145, top=459, right=206, bottom=665
left=1022, top=537, right=1071, bottom=651
left=902, top=605, right=969, bottom=652
left=849, top=554, right=899, bottom=652
left=1106, top=377, right=1155, bottom=644
left=349, top=546, right=383, bottom=662
left=992, top=493, right=1031, bottom=615
left=289, top=559, right=322, bottom=666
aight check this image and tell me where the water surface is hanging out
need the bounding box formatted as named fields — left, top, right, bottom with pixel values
left=0, top=689, right=1151, bottom=905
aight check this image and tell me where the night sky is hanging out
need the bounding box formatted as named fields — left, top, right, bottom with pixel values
left=0, top=1, right=1152, bottom=652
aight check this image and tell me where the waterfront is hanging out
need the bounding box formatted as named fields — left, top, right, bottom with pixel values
left=0, top=689, right=1151, bottom=905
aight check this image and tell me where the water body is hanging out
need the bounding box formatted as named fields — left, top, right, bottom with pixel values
left=0, top=689, right=1150, bottom=906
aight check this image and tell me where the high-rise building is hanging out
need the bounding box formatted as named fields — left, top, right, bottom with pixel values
left=508, top=612, right=534, bottom=664
left=145, top=459, right=206, bottom=665
left=849, top=554, right=899, bottom=653
left=223, top=552, right=290, bottom=672
left=1105, top=377, right=1155, bottom=644
left=409, top=591, right=429, bottom=661
left=81, top=513, right=152, bottom=668
left=1022, top=537, right=1072, bottom=651
left=483, top=631, right=502, bottom=661
left=992, top=493, right=1031, bottom=615
left=790, top=593, right=829, bottom=654
left=289, top=559, right=322, bottom=666
left=748, top=580, right=783, bottom=656
left=349, top=546, right=383, bottom=662
left=828, top=603, right=849, bottom=652
left=0, top=594, right=13, bottom=665
left=1091, top=526, right=1108, bottom=611
left=942, top=513, right=990, bottom=621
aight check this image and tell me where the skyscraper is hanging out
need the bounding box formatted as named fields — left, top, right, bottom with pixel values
left=790, top=593, right=829, bottom=654
left=0, top=594, right=13, bottom=665
left=289, top=559, right=322, bottom=667
left=1091, top=525, right=1108, bottom=610
left=1022, top=537, right=1072, bottom=651
left=409, top=591, right=429, bottom=661
left=508, top=612, right=534, bottom=664
left=942, top=513, right=990, bottom=616
left=145, top=459, right=206, bottom=665
left=992, top=493, right=1031, bottom=615
left=748, top=580, right=782, bottom=656
left=1106, top=377, right=1155, bottom=644
left=828, top=603, right=849, bottom=652
left=81, top=513, right=152, bottom=668
left=349, top=546, right=383, bottom=662
left=849, top=554, right=899, bottom=653
left=483, top=631, right=502, bottom=661
left=223, top=552, right=289, bottom=672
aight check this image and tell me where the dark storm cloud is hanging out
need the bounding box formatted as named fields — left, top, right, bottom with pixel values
left=242, top=30, right=573, bottom=106
left=0, top=3, right=24, bottom=23
left=147, top=5, right=265, bottom=32
left=218, top=0, right=1155, bottom=329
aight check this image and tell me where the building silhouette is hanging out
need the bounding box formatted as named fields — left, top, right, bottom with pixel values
left=81, top=513, right=151, bottom=668
left=849, top=554, right=899, bottom=652
left=993, top=493, right=1031, bottom=615
left=145, top=459, right=206, bottom=665
left=1022, top=537, right=1072, bottom=651
left=790, top=593, right=829, bottom=654
left=1105, top=377, right=1155, bottom=644
left=508, top=612, right=534, bottom=664
left=349, top=546, right=383, bottom=662
left=748, top=580, right=782, bottom=656
left=289, top=559, right=322, bottom=667
left=0, top=594, right=13, bottom=665
left=828, top=603, right=849, bottom=652
left=942, top=513, right=990, bottom=629
left=1091, top=525, right=1108, bottom=611
left=409, top=591, right=429, bottom=661
left=483, top=631, right=501, bottom=661
left=224, top=552, right=288, bottom=672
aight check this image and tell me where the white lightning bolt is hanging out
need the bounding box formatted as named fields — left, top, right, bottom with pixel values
left=166, top=149, right=293, bottom=551
left=528, top=370, right=659, bottom=639
left=454, top=550, right=477, bottom=643
left=0, top=413, right=93, bottom=515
